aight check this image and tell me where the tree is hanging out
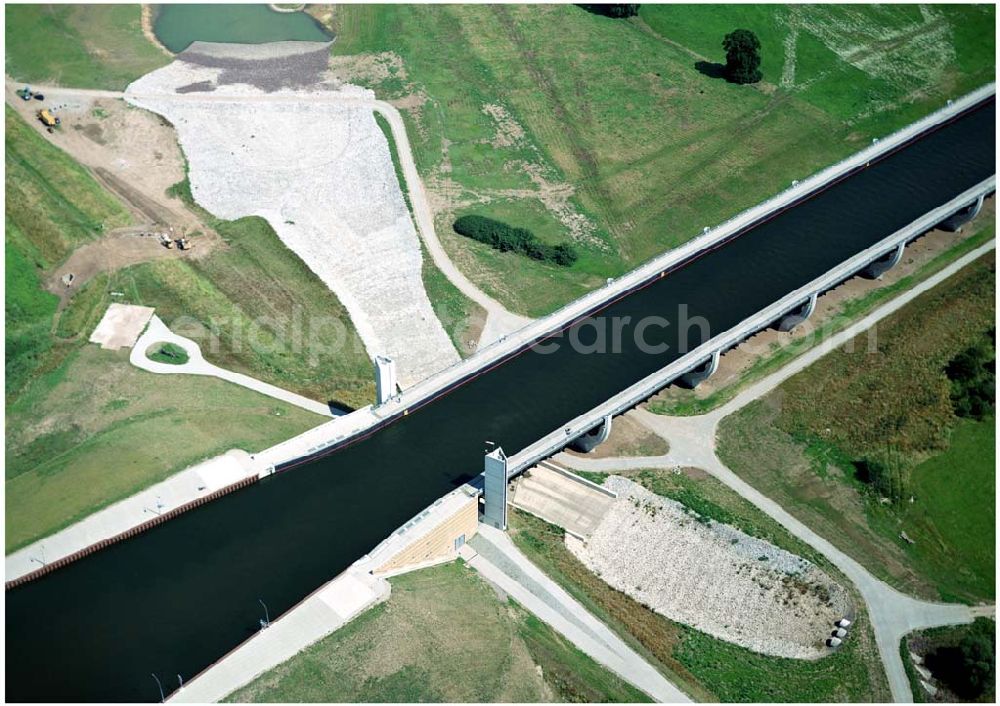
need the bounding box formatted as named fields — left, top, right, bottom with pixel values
left=958, top=630, right=995, bottom=698
left=723, top=29, right=762, bottom=84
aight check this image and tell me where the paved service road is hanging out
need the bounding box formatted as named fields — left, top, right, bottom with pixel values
left=465, top=525, right=692, bottom=703
left=559, top=240, right=997, bottom=703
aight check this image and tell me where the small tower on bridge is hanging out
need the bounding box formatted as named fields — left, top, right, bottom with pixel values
left=483, top=446, right=508, bottom=530
left=374, top=355, right=397, bottom=405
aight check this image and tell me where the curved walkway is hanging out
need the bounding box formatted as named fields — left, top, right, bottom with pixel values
left=558, top=240, right=997, bottom=703
left=371, top=100, right=533, bottom=347
left=132, top=316, right=336, bottom=417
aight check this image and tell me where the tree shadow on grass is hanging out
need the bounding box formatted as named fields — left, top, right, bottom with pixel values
left=695, top=61, right=727, bottom=80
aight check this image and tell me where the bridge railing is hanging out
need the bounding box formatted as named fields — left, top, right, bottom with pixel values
left=506, top=176, right=996, bottom=478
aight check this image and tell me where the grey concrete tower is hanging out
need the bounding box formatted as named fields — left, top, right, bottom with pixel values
left=483, top=447, right=508, bottom=530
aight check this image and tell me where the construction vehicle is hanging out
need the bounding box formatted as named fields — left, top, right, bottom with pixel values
left=37, top=109, right=59, bottom=128
left=176, top=237, right=192, bottom=251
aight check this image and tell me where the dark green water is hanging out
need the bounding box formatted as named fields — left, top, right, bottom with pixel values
left=153, top=4, right=332, bottom=53
left=5, top=98, right=995, bottom=702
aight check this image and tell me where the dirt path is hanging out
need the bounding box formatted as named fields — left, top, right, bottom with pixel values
left=5, top=79, right=211, bottom=237
left=46, top=227, right=214, bottom=309
left=6, top=79, right=223, bottom=310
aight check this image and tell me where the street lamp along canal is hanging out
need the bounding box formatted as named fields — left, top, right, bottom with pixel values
left=258, top=598, right=270, bottom=630
left=151, top=673, right=164, bottom=703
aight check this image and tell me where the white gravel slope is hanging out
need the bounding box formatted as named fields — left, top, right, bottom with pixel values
left=125, top=46, right=459, bottom=387
left=568, top=476, right=852, bottom=659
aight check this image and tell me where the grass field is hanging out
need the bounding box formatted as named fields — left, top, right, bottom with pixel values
left=5, top=346, right=322, bottom=552
left=717, top=254, right=996, bottom=602
left=5, top=4, right=170, bottom=90
left=227, top=561, right=649, bottom=703
left=649, top=221, right=996, bottom=416
left=5, top=105, right=132, bottom=400
left=5, top=106, right=355, bottom=549
left=160, top=178, right=376, bottom=409
left=510, top=499, right=889, bottom=702
left=331, top=4, right=994, bottom=315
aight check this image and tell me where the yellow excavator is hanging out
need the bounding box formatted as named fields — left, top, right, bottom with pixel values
left=37, top=109, right=59, bottom=128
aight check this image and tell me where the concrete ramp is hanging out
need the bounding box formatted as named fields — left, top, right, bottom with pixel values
left=510, top=463, right=615, bottom=539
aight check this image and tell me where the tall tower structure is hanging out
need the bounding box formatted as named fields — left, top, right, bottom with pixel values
left=483, top=447, right=508, bottom=530
left=374, top=355, right=397, bottom=405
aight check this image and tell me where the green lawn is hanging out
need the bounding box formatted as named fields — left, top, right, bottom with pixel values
left=227, top=560, right=650, bottom=703
left=5, top=4, right=170, bottom=90
left=510, top=503, right=889, bottom=702
left=717, top=255, right=996, bottom=602
left=901, top=419, right=995, bottom=601
left=5, top=105, right=132, bottom=400
left=146, top=341, right=189, bottom=365
left=330, top=4, right=994, bottom=315
left=159, top=177, right=376, bottom=409
left=5, top=346, right=323, bottom=552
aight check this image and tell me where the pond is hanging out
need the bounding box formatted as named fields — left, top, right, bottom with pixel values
left=153, top=4, right=333, bottom=53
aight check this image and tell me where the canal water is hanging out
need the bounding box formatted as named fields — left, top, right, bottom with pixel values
left=6, top=98, right=994, bottom=702
left=153, top=4, right=332, bottom=53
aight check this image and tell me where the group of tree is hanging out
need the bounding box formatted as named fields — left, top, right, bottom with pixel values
left=578, top=4, right=640, bottom=18
left=453, top=215, right=578, bottom=267
left=945, top=329, right=995, bottom=420
left=924, top=618, right=995, bottom=701
left=723, top=29, right=763, bottom=84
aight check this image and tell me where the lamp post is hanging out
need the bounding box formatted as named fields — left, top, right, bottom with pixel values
left=258, top=598, right=270, bottom=629
left=151, top=673, right=164, bottom=703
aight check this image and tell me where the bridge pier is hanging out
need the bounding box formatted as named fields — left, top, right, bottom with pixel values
left=676, top=350, right=721, bottom=389
left=569, top=414, right=613, bottom=453
left=777, top=292, right=819, bottom=332
left=938, top=193, right=985, bottom=232
left=861, top=242, right=905, bottom=279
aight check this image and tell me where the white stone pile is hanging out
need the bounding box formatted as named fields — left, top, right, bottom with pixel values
left=567, top=476, right=851, bottom=659
left=125, top=44, right=459, bottom=386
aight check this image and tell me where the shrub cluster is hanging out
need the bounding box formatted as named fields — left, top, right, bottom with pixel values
left=579, top=4, right=640, bottom=18
left=453, top=215, right=578, bottom=267
left=945, top=330, right=995, bottom=420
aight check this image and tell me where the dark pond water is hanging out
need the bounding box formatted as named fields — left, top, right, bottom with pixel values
left=6, top=98, right=994, bottom=702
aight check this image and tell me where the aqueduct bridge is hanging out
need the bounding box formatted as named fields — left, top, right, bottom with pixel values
left=6, top=85, right=996, bottom=702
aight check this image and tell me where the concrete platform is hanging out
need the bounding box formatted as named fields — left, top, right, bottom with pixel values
left=510, top=463, right=616, bottom=539
left=89, top=303, right=155, bottom=350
